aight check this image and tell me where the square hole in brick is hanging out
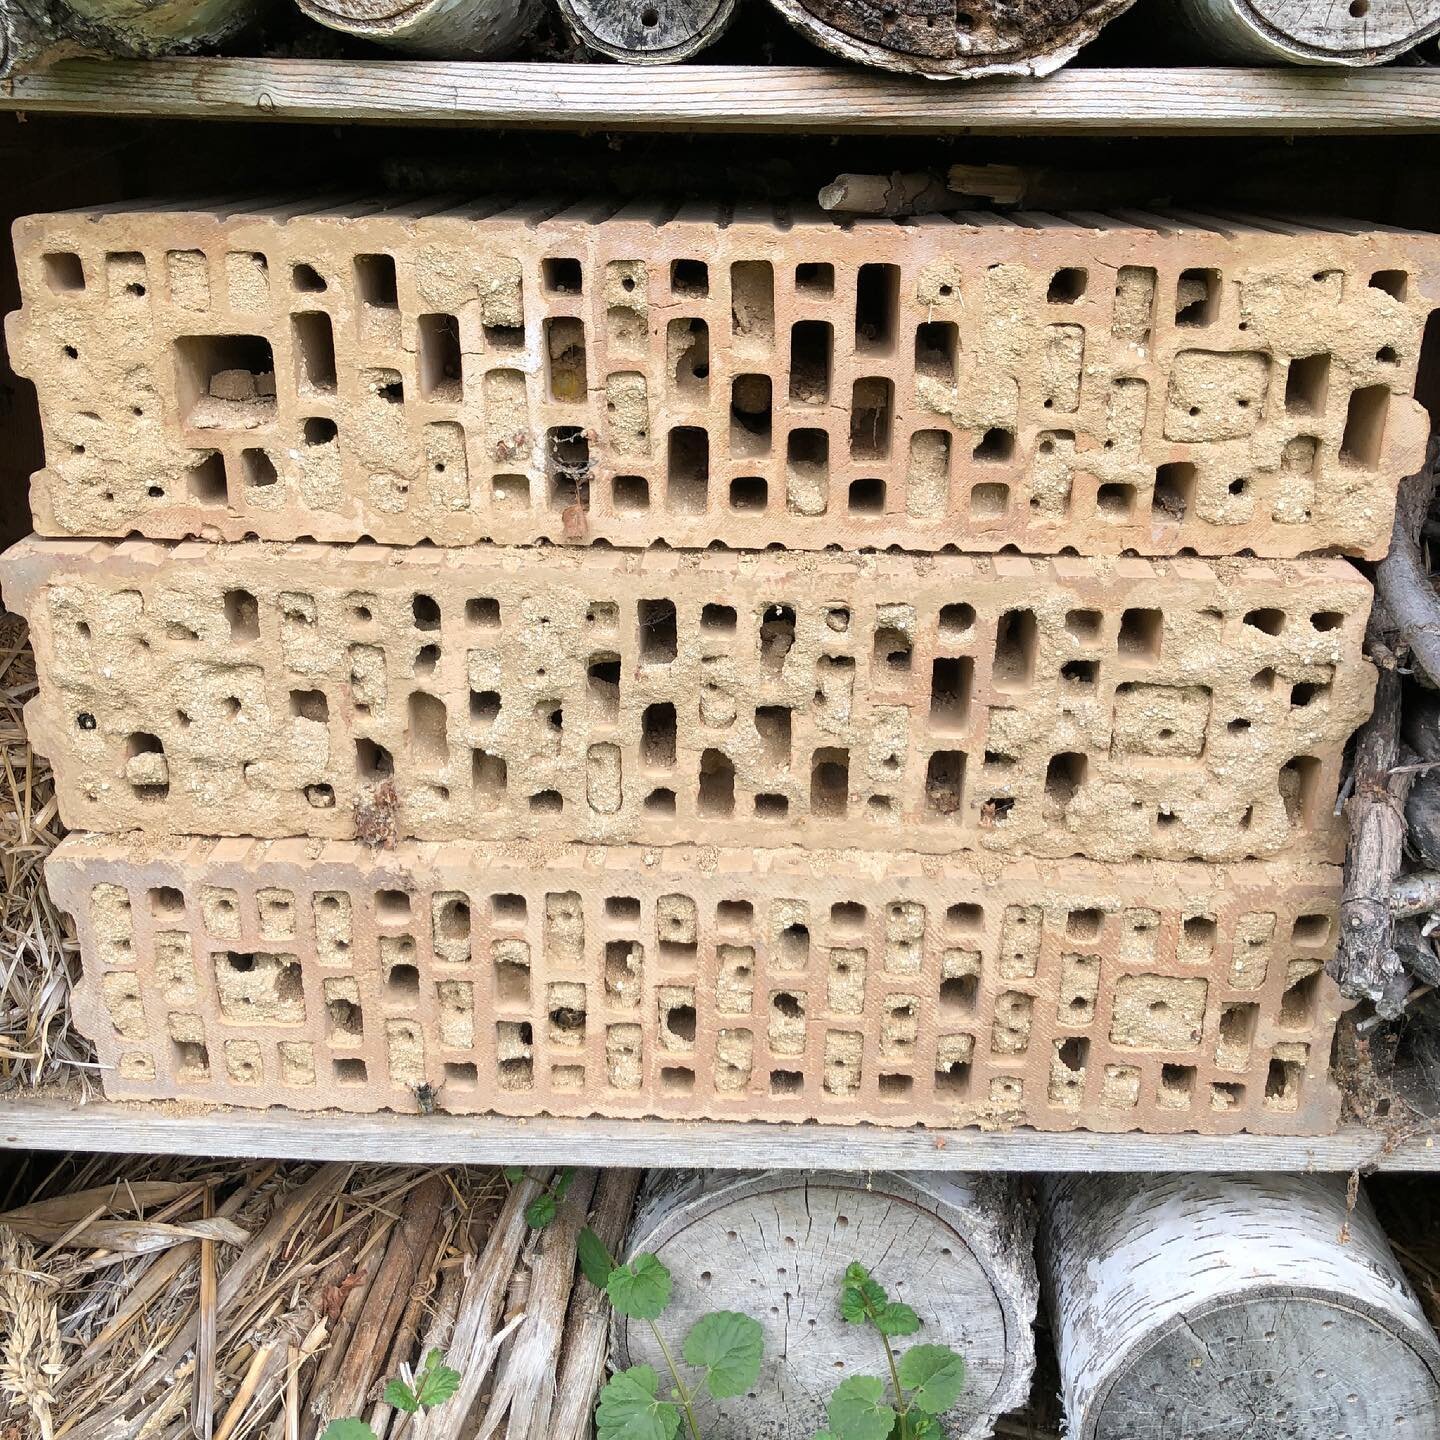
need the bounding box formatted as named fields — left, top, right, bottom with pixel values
left=946, top=902, right=982, bottom=933
left=150, top=886, right=185, bottom=917
left=1047, top=267, right=1087, bottom=303
left=660, top=1065, right=696, bottom=1094
left=671, top=259, right=708, bottom=297
left=292, top=262, right=326, bottom=293
left=303, top=417, right=337, bottom=446
left=849, top=477, right=886, bottom=514
left=970, top=482, right=1009, bottom=519
left=755, top=793, right=789, bottom=820
left=879, top=1073, right=913, bottom=1098
left=1066, top=608, right=1103, bottom=642
left=1118, top=608, right=1163, bottom=660
left=1152, top=462, right=1195, bottom=521
left=1175, top=268, right=1220, bottom=326
left=1097, top=482, right=1137, bottom=521
left=187, top=453, right=228, bottom=505
left=731, top=374, right=773, bottom=457
left=770, top=1069, right=803, bottom=1096
left=718, top=899, right=753, bottom=933
left=175, top=335, right=276, bottom=426
left=935, top=1061, right=970, bottom=1097
left=467, top=597, right=501, bottom=628
left=43, top=252, right=86, bottom=293
left=613, top=474, right=649, bottom=512
left=1371, top=269, right=1408, bottom=300
left=493, top=474, right=531, bottom=508
left=1293, top=913, right=1332, bottom=946
left=240, top=449, right=277, bottom=489
left=795, top=262, right=833, bottom=295
left=972, top=428, right=1015, bottom=463
left=355, top=253, right=398, bottom=307
left=444, top=1061, right=479, bottom=1089
left=543, top=258, right=583, bottom=295
left=334, top=1057, right=368, bottom=1085
left=730, top=475, right=767, bottom=512
left=831, top=901, right=867, bottom=933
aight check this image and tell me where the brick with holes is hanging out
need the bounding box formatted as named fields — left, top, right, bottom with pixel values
left=46, top=833, right=1347, bottom=1133
left=2, top=535, right=1374, bottom=862
left=7, top=201, right=1435, bottom=557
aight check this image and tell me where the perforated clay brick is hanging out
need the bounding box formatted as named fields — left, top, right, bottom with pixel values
left=3, top=536, right=1374, bottom=862
left=47, top=834, right=1347, bottom=1134
left=8, top=201, right=1435, bottom=557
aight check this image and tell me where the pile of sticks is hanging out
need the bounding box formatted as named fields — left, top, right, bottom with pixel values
left=0, top=1155, right=638, bottom=1440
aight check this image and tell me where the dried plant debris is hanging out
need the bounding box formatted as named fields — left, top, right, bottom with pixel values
left=0, top=1156, right=639, bottom=1440
left=0, top=615, right=89, bottom=1093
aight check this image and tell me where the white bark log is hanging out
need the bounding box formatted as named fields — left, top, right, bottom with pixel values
left=613, top=1169, right=1037, bottom=1439
left=293, top=0, right=541, bottom=57
left=555, top=0, right=736, bottom=63
left=1164, top=0, right=1440, bottom=65
left=765, top=0, right=1141, bottom=80
left=1040, top=1173, right=1440, bottom=1440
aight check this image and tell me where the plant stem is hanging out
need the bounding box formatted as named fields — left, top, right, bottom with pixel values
left=878, top=1329, right=909, bottom=1440
left=648, top=1319, right=703, bottom=1440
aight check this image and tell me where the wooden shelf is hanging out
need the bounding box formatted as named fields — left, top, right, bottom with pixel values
left=3, top=61, right=1440, bottom=134
left=3, top=1097, right=1436, bottom=1170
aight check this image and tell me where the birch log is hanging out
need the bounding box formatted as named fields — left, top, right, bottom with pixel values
left=1040, top=1173, right=1440, bottom=1440
left=555, top=0, right=736, bottom=62
left=613, top=1170, right=1036, bottom=1440
left=1164, top=0, right=1440, bottom=65
left=293, top=0, right=541, bottom=57
left=765, top=0, right=1141, bottom=79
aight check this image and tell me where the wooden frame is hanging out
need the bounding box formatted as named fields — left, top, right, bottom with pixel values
left=2, top=1097, right=1436, bottom=1169
left=3, top=62, right=1440, bottom=133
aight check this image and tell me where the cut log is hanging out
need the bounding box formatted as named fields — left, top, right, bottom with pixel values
left=613, top=1169, right=1036, bottom=1439
left=1164, top=0, right=1440, bottom=66
left=294, top=0, right=541, bottom=57
left=1040, top=1173, right=1440, bottom=1440
left=555, top=0, right=736, bottom=63
left=765, top=0, right=1141, bottom=79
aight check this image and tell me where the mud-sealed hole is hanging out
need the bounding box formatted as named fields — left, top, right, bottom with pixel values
left=670, top=318, right=710, bottom=395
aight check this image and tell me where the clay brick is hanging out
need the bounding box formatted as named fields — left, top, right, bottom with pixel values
left=3, top=535, right=1374, bottom=862
left=8, top=202, right=1434, bottom=558
left=45, top=834, right=1347, bottom=1134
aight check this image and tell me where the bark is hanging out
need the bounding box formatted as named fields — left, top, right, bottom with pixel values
left=555, top=0, right=736, bottom=62
left=294, top=0, right=542, bottom=58
left=1376, top=440, right=1440, bottom=691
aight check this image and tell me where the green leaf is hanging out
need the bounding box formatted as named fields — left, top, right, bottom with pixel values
left=814, top=1432, right=837, bottom=1440
left=873, top=1302, right=920, bottom=1337
left=897, top=1345, right=967, bottom=1415
left=595, top=1365, right=681, bottom=1440
left=578, top=1227, right=614, bottom=1289
left=525, top=1192, right=558, bottom=1229
left=554, top=1166, right=577, bottom=1199
left=840, top=1262, right=889, bottom=1325
left=414, top=1350, right=461, bottom=1409
left=321, top=1422, right=377, bottom=1440
left=826, top=1375, right=896, bottom=1440
left=503, top=1166, right=526, bottom=1183
left=382, top=1378, right=418, bottom=1413
left=909, top=1414, right=941, bottom=1439
left=682, top=1310, right=764, bottom=1399
left=606, top=1253, right=672, bottom=1321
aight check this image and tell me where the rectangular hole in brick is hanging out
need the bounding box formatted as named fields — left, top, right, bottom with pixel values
left=940, top=975, right=977, bottom=1015
left=588, top=653, right=621, bottom=721
left=849, top=478, right=886, bottom=515
left=1280, top=755, right=1323, bottom=828
left=831, top=900, right=866, bottom=933
left=292, top=313, right=336, bottom=394
left=613, top=474, right=649, bottom=512
left=1175, top=268, right=1220, bottom=326
left=761, top=604, right=796, bottom=671
left=854, top=263, right=899, bottom=353
left=935, top=1060, right=970, bottom=1097
left=606, top=896, right=641, bottom=926
left=548, top=426, right=590, bottom=508
left=970, top=482, right=1009, bottom=520
left=470, top=689, right=500, bottom=725
left=1281, top=970, right=1321, bottom=1028
left=124, top=731, right=168, bottom=799
left=355, top=253, right=398, bottom=307
left=925, top=751, right=966, bottom=815
left=444, top=1061, right=479, bottom=1089
left=730, top=475, right=767, bottom=512
left=698, top=749, right=736, bottom=816
left=355, top=738, right=394, bottom=779
left=240, top=449, right=277, bottom=489
left=492, top=474, right=531, bottom=508
left=850, top=377, right=893, bottom=460
left=1152, top=462, right=1196, bottom=522
left=795, top=261, right=833, bottom=294
left=660, top=1065, right=695, bottom=1095
left=667, top=426, right=709, bottom=513
left=304, top=417, right=337, bottom=446
left=879, top=1073, right=913, bottom=1099
left=671, top=259, right=708, bottom=297
left=1045, top=752, right=1087, bottom=811
left=484, top=322, right=524, bottom=351
left=789, top=321, right=832, bottom=404
left=289, top=689, right=328, bottom=723
left=914, top=321, right=958, bottom=386
left=292, top=262, right=325, bottom=293
left=1371, top=269, right=1408, bottom=299
left=408, top=691, right=448, bottom=764
left=811, top=748, right=850, bottom=818
left=639, top=599, right=678, bottom=664
left=701, top=602, right=737, bottom=634
left=334, top=1058, right=368, bottom=1085
left=1061, top=658, right=1098, bottom=691
left=1160, top=1064, right=1195, bottom=1105
left=472, top=749, right=508, bottom=803
left=223, top=588, right=259, bottom=643
left=466, top=597, right=500, bottom=628
left=175, top=334, right=276, bottom=424
left=730, top=375, right=772, bottom=457
left=543, top=257, right=582, bottom=295
left=1066, top=907, right=1101, bottom=941
left=1291, top=678, right=1330, bottom=708
left=172, top=1039, right=209, bottom=1075
left=642, top=702, right=677, bottom=768
left=1341, top=384, right=1389, bottom=468
left=1067, top=608, right=1102, bottom=642
left=418, top=313, right=463, bottom=401
left=1118, top=608, right=1163, bottom=660
left=1293, top=913, right=1332, bottom=946
left=756, top=705, right=792, bottom=764
left=947, top=902, right=983, bottom=933
left=546, top=318, right=588, bottom=403
left=645, top=787, right=676, bottom=814
left=730, top=261, right=774, bottom=343
left=786, top=429, right=829, bottom=514
left=972, top=427, right=1014, bottom=463
left=188, top=452, right=227, bottom=505
left=670, top=318, right=710, bottom=394
left=1097, top=482, right=1136, bottom=521
left=1285, top=352, right=1330, bottom=417
left=491, top=892, right=527, bottom=924
left=1265, top=1058, right=1302, bottom=1108
left=1057, top=1036, right=1089, bottom=1078
left=929, top=657, right=973, bottom=734
left=992, top=609, right=1037, bottom=692
left=770, top=1069, right=803, bottom=1096
left=43, top=251, right=86, bottom=292
left=499, top=1056, right=534, bottom=1089
left=1047, top=267, right=1087, bottom=303
left=1220, top=1002, right=1257, bottom=1053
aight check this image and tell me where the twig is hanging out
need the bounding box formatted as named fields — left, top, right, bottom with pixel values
left=1376, top=437, right=1440, bottom=689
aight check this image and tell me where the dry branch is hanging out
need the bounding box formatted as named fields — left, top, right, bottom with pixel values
left=818, top=171, right=956, bottom=216
left=1376, top=440, right=1440, bottom=690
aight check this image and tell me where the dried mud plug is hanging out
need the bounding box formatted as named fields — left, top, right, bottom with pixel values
left=293, top=0, right=543, bottom=56
left=764, top=0, right=1141, bottom=79
left=1040, top=1173, right=1440, bottom=1440
left=555, top=0, right=737, bottom=63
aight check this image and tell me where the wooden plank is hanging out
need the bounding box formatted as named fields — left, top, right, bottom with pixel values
left=2, top=1097, right=1436, bottom=1170
left=3, top=61, right=1440, bottom=134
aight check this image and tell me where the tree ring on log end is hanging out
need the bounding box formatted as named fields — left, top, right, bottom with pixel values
left=613, top=1169, right=1037, bottom=1439
left=767, top=0, right=1141, bottom=78
left=1170, top=0, right=1440, bottom=66
left=556, top=0, right=737, bottom=62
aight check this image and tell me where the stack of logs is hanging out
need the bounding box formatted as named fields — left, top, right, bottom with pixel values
left=5, top=0, right=1440, bottom=79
